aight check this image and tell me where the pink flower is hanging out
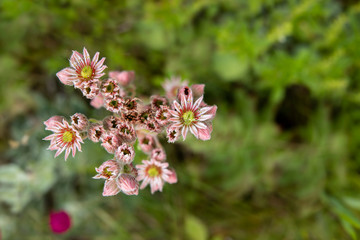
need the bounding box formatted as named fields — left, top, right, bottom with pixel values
left=70, top=113, right=88, bottom=131
left=87, top=123, right=105, bottom=142
left=43, top=119, right=83, bottom=160
left=155, top=105, right=171, bottom=126
left=166, top=168, right=178, bottom=184
left=101, top=78, right=124, bottom=99
left=104, top=96, right=123, bottom=113
left=49, top=210, right=71, bottom=234
left=109, top=70, right=135, bottom=86
left=151, top=96, right=168, bottom=109
left=93, top=160, right=121, bottom=196
left=93, top=159, right=120, bottom=180
left=151, top=148, right=166, bottom=161
left=90, top=94, right=104, bottom=109
left=136, top=158, right=172, bottom=194
left=166, top=125, right=180, bottom=143
left=115, top=143, right=135, bottom=164
left=117, top=122, right=136, bottom=142
left=117, top=174, right=139, bottom=195
left=56, top=47, right=106, bottom=89
left=103, top=115, right=122, bottom=132
left=168, top=92, right=216, bottom=141
left=162, top=76, right=188, bottom=101
left=80, top=80, right=100, bottom=99
left=44, top=116, right=64, bottom=130
left=100, top=132, right=121, bottom=154
left=138, top=134, right=155, bottom=153
left=122, top=98, right=139, bottom=112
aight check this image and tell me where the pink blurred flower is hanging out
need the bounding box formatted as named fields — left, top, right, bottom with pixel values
left=43, top=119, right=83, bottom=160
left=162, top=76, right=188, bottom=101
left=138, top=134, right=155, bottom=153
left=101, top=78, right=124, bottom=99
left=49, top=210, right=71, bottom=234
left=109, top=70, right=135, bottom=86
left=44, top=116, right=64, bottom=130
left=151, top=148, right=166, bottom=161
left=168, top=92, right=216, bottom=141
left=90, top=94, right=105, bottom=109
left=136, top=158, right=172, bottom=194
left=166, top=168, right=177, bottom=184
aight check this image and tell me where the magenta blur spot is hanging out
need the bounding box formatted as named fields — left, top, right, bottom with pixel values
left=49, top=210, right=71, bottom=234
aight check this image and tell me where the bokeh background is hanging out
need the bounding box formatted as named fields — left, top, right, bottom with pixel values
left=1, top=0, right=360, bottom=239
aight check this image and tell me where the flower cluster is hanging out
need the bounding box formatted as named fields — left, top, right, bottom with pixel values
left=44, top=47, right=217, bottom=196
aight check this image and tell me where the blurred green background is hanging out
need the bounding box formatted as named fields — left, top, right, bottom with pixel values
left=1, top=0, right=360, bottom=239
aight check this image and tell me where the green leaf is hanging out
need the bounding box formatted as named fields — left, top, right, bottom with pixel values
left=185, top=215, right=208, bottom=240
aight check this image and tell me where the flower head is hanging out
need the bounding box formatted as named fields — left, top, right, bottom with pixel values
left=151, top=148, right=166, bottom=162
left=168, top=91, right=216, bottom=141
left=70, top=113, right=88, bottom=131
left=56, top=47, right=106, bottom=90
left=94, top=160, right=121, bottom=196
left=100, top=132, right=121, bottom=153
left=136, top=158, right=172, bottom=194
left=109, top=70, right=135, bottom=86
left=88, top=123, right=105, bottom=142
left=43, top=119, right=83, bottom=160
left=162, top=76, right=188, bottom=101
left=115, top=143, right=135, bottom=164
left=93, top=159, right=120, bottom=180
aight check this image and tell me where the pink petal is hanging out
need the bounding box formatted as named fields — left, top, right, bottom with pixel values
left=189, top=125, right=199, bottom=139
left=102, top=179, right=120, bottom=196
left=197, top=114, right=213, bottom=122
left=193, top=95, right=203, bottom=110
left=191, top=84, right=205, bottom=98
left=181, top=126, right=188, bottom=141
left=83, top=47, right=91, bottom=65
left=198, top=123, right=212, bottom=141
left=56, top=68, right=75, bottom=86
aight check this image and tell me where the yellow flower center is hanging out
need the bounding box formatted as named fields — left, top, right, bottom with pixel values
left=147, top=166, right=160, bottom=178
left=103, top=167, right=113, bottom=178
left=81, top=65, right=93, bottom=79
left=182, top=111, right=195, bottom=126
left=62, top=130, right=74, bottom=143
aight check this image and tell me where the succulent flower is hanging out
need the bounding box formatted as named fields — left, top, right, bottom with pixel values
left=162, top=76, right=188, bottom=101
left=109, top=70, right=135, bottom=86
left=70, top=113, right=88, bottom=131
left=88, top=123, right=105, bottom=142
left=100, top=132, right=121, bottom=154
left=136, top=158, right=172, bottom=194
left=93, top=160, right=121, bottom=196
left=43, top=119, right=83, bottom=160
left=115, top=143, right=135, bottom=164
left=168, top=92, right=216, bottom=141
left=151, top=148, right=166, bottom=161
left=56, top=47, right=106, bottom=90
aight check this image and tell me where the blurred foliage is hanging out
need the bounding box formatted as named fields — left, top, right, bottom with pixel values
left=1, top=0, right=360, bottom=239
